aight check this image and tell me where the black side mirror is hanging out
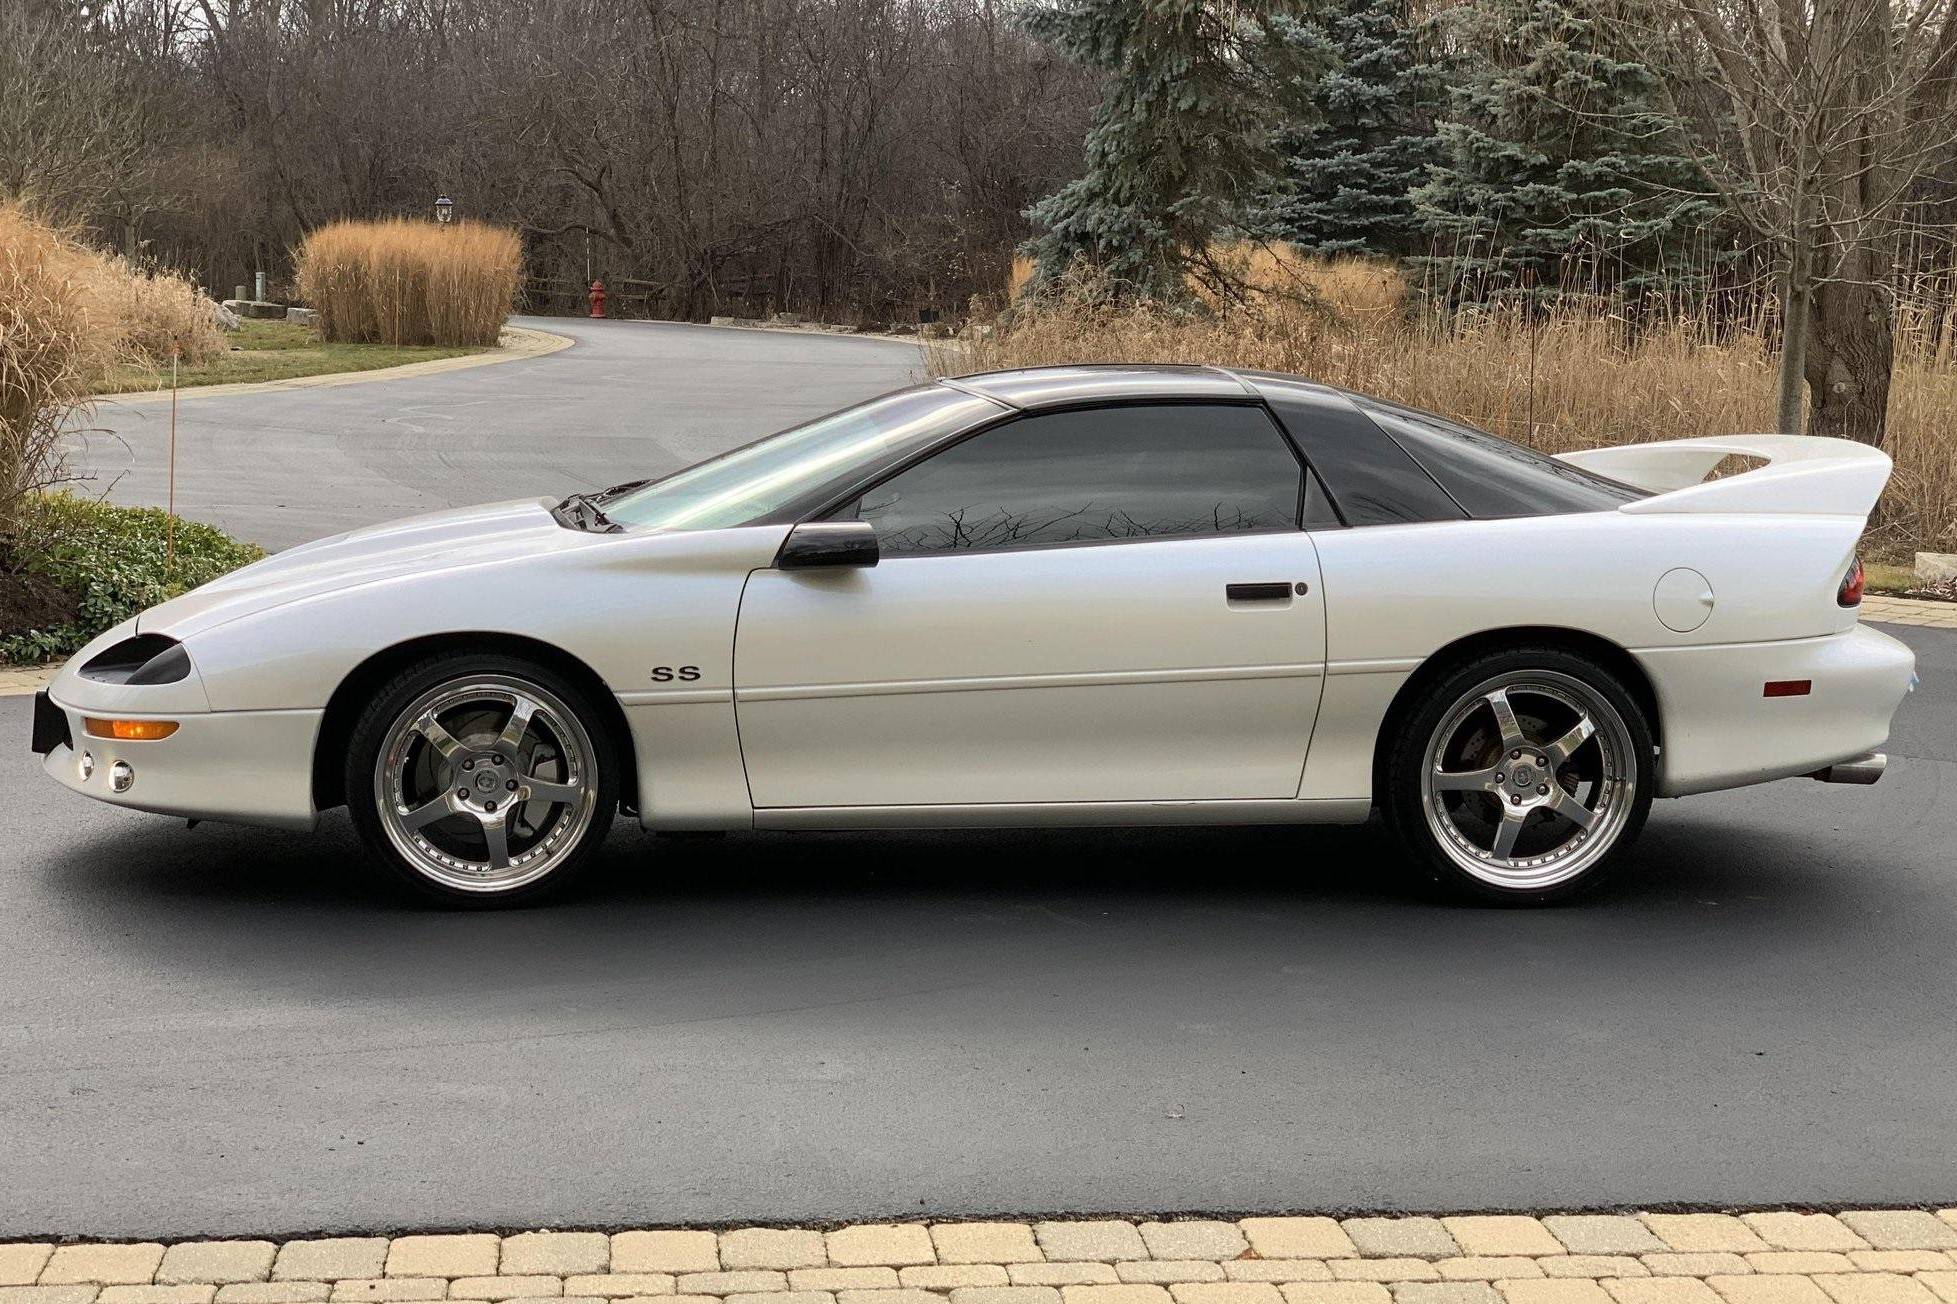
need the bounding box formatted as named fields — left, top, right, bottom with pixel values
left=776, top=521, right=879, bottom=570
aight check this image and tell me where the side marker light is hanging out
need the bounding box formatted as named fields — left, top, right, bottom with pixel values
left=84, top=718, right=179, bottom=741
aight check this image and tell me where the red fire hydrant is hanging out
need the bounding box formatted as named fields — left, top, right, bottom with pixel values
left=588, top=279, right=607, bottom=318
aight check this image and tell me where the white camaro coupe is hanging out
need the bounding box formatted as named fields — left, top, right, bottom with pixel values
left=34, top=365, right=1915, bottom=906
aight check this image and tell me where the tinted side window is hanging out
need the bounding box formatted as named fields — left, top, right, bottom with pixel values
left=1252, top=379, right=1467, bottom=526
left=1359, top=400, right=1649, bottom=517
left=844, top=404, right=1302, bottom=555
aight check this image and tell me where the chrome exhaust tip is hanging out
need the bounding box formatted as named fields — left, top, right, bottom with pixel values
left=1810, top=751, right=1887, bottom=785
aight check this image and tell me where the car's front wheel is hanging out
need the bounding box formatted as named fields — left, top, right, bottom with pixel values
left=346, top=654, right=618, bottom=907
left=1384, top=648, right=1654, bottom=904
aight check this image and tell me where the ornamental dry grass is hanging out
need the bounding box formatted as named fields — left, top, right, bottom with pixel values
left=296, top=218, right=521, bottom=347
left=0, top=203, right=114, bottom=536
left=960, top=257, right=1957, bottom=558
left=0, top=199, right=225, bottom=532
left=1, top=202, right=224, bottom=537
left=93, top=260, right=226, bottom=372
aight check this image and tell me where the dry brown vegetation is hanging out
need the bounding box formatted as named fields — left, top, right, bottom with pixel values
left=956, top=256, right=1957, bottom=559
left=4, top=0, right=1091, bottom=325
left=0, top=203, right=109, bottom=535
left=0, top=202, right=223, bottom=535
left=98, top=262, right=226, bottom=372
left=295, top=219, right=521, bottom=347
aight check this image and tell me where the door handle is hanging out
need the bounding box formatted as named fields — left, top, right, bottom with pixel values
left=1226, top=582, right=1297, bottom=603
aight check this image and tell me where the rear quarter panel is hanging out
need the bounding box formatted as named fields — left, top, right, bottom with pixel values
left=1299, top=509, right=1869, bottom=801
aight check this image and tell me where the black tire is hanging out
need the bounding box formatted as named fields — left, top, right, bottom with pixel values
left=1382, top=645, right=1655, bottom=906
left=345, top=652, right=619, bottom=908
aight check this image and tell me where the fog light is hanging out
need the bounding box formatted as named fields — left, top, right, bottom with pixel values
left=79, top=751, right=95, bottom=780
left=84, top=717, right=179, bottom=741
left=110, top=761, right=135, bottom=793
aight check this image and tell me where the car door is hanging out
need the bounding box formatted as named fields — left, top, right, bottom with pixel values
left=731, top=401, right=1328, bottom=810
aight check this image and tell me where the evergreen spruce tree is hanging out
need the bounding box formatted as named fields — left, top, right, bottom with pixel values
left=1020, top=2, right=1327, bottom=302
left=1264, top=0, right=1437, bottom=259
left=1412, top=0, right=1720, bottom=301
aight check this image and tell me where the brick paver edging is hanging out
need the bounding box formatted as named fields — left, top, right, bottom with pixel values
left=1861, top=595, right=1957, bottom=629
left=6, top=1212, right=1957, bottom=1304
left=0, top=664, right=57, bottom=698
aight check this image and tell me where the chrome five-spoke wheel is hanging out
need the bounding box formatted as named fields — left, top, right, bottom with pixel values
left=348, top=656, right=617, bottom=905
left=1423, top=672, right=1636, bottom=889
left=1388, top=651, right=1654, bottom=903
left=375, top=676, right=598, bottom=892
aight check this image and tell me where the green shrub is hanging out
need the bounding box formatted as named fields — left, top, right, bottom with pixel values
left=0, top=493, right=263, bottom=665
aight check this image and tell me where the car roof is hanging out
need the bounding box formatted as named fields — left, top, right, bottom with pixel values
left=926, top=364, right=1645, bottom=526
left=946, top=363, right=1362, bottom=412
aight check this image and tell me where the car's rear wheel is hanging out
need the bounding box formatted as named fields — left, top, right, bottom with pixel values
left=346, top=654, right=618, bottom=907
left=1384, top=648, right=1653, bottom=905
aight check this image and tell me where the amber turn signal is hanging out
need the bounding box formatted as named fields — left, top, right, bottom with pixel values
left=83, top=717, right=180, bottom=741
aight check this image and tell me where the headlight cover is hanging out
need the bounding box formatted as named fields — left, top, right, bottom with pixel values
left=78, top=634, right=193, bottom=685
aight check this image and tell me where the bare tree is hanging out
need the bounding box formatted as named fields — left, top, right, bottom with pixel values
left=17, top=0, right=1092, bottom=325
left=1629, top=0, right=1957, bottom=443
left=0, top=1, right=165, bottom=229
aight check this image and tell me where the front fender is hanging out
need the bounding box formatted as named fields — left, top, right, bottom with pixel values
left=170, top=525, right=787, bottom=713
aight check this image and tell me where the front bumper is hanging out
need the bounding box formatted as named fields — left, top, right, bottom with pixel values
left=1635, top=623, right=1917, bottom=797
left=38, top=689, right=323, bottom=831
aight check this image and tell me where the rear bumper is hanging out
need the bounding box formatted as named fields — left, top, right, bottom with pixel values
left=1810, top=751, right=1886, bottom=784
left=1635, top=624, right=1916, bottom=797
left=39, top=690, right=322, bottom=830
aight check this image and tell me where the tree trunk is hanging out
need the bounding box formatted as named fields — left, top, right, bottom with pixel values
left=1776, top=237, right=1812, bottom=434
left=1804, top=275, right=1893, bottom=446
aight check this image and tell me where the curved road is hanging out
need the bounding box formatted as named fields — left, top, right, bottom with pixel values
left=77, top=317, right=928, bottom=550
left=9, top=319, right=1956, bottom=1238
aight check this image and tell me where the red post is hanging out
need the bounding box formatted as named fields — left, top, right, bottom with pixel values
left=588, top=279, right=607, bottom=318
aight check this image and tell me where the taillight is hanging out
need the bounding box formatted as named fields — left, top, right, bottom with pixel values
left=1838, top=556, right=1866, bottom=607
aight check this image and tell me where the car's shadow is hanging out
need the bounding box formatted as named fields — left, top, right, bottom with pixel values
left=57, top=808, right=1437, bottom=910
left=42, top=798, right=1871, bottom=956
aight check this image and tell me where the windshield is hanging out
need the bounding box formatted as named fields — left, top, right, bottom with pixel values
left=603, top=385, right=999, bottom=532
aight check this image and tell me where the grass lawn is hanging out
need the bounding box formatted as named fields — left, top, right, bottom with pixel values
left=1866, top=560, right=1919, bottom=594
left=97, top=319, right=492, bottom=394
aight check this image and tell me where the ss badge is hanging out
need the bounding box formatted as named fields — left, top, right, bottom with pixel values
left=651, top=665, right=702, bottom=682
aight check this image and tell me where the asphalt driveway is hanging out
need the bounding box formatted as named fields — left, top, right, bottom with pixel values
left=73, top=318, right=926, bottom=550
left=2, top=621, right=1952, bottom=1239
left=17, top=319, right=1956, bottom=1239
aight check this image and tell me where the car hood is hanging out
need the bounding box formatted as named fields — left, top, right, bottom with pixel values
left=140, top=497, right=591, bottom=637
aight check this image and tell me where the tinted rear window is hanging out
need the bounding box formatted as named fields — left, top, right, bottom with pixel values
left=1357, top=400, right=1648, bottom=517
left=1253, top=379, right=1467, bottom=527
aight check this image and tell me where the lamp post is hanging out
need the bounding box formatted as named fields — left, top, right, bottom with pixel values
left=434, top=194, right=455, bottom=228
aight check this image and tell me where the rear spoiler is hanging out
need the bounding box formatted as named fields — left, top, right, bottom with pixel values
left=1555, top=433, right=1891, bottom=518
